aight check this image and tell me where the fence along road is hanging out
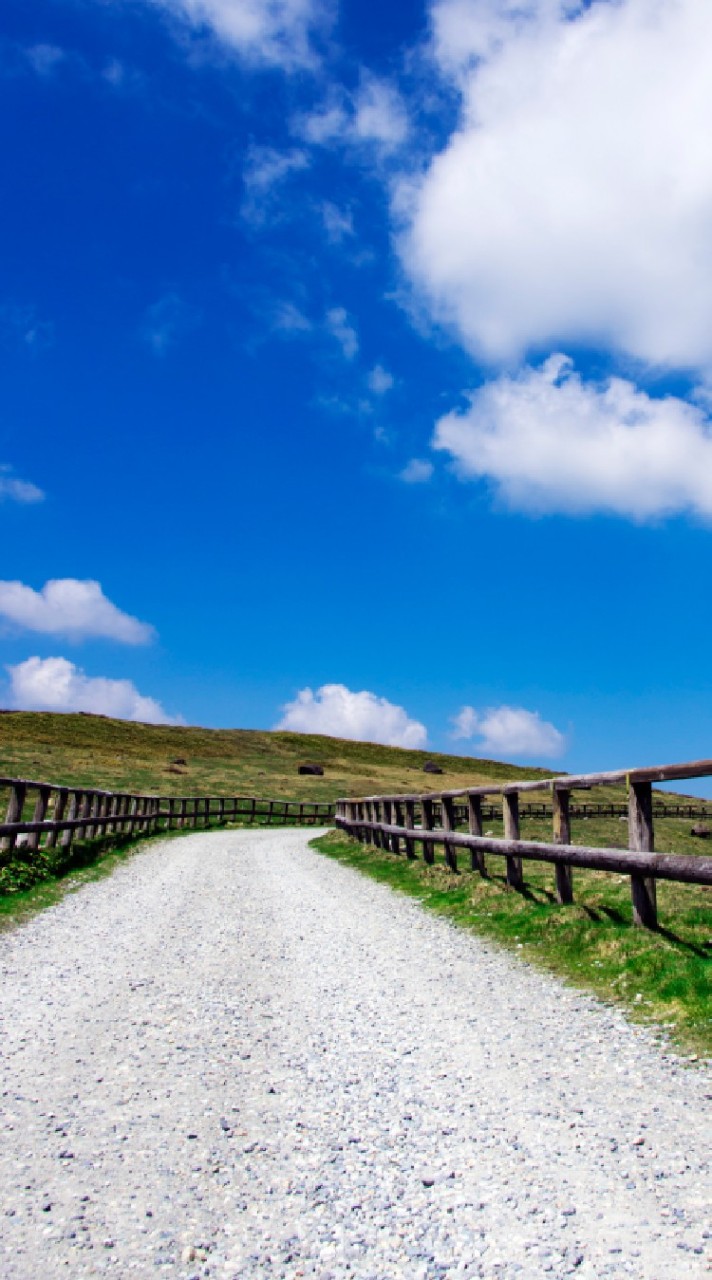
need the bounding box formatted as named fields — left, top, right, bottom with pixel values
left=335, top=755, right=712, bottom=930
left=0, top=775, right=334, bottom=860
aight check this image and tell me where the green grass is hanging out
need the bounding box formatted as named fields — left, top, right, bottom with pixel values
left=311, top=829, right=712, bottom=1057
left=0, top=710, right=555, bottom=803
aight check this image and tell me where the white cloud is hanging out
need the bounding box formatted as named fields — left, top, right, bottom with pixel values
left=367, top=364, right=394, bottom=395
left=451, top=703, right=566, bottom=759
left=320, top=201, right=354, bottom=243
left=352, top=75, right=409, bottom=153
left=7, top=656, right=181, bottom=725
left=0, top=467, right=44, bottom=504
left=272, top=300, right=312, bottom=334
left=294, top=75, right=409, bottom=157
left=0, top=579, right=155, bottom=644
left=25, top=44, right=66, bottom=76
left=399, top=458, right=433, bottom=484
left=146, top=0, right=330, bottom=69
left=140, top=293, right=199, bottom=354
left=241, top=145, right=310, bottom=223
left=276, top=682, right=427, bottom=748
left=434, top=354, right=712, bottom=521
left=403, top=0, right=712, bottom=372
left=325, top=306, right=359, bottom=360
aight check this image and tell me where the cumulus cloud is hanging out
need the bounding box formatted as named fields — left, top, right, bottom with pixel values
left=325, top=307, right=359, bottom=360
left=451, top=703, right=565, bottom=759
left=434, top=355, right=712, bottom=521
left=276, top=682, right=427, bottom=748
left=403, top=0, right=712, bottom=371
left=0, top=467, right=44, bottom=504
left=399, top=458, right=433, bottom=484
left=7, top=656, right=181, bottom=724
left=0, top=579, right=155, bottom=643
left=145, top=0, right=330, bottom=69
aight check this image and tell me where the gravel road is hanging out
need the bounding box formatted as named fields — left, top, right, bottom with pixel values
left=0, top=828, right=709, bottom=1279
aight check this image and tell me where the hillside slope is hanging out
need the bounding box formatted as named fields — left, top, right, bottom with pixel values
left=0, top=711, right=555, bottom=802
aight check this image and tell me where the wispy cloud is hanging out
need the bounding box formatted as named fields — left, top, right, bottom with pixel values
left=276, top=682, right=427, bottom=748
left=320, top=201, right=355, bottom=243
left=25, top=44, right=66, bottom=76
left=399, top=458, right=433, bottom=484
left=143, top=0, right=332, bottom=70
left=140, top=293, right=200, bottom=355
left=7, top=655, right=182, bottom=724
left=325, top=306, right=359, bottom=360
left=367, top=364, right=394, bottom=395
left=0, top=579, right=155, bottom=644
left=241, top=145, right=310, bottom=224
left=0, top=466, right=44, bottom=505
left=0, top=303, right=54, bottom=351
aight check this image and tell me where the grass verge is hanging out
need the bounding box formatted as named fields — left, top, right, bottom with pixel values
left=311, top=829, right=711, bottom=1058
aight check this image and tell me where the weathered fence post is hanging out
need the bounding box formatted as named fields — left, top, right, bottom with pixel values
left=552, top=786, right=574, bottom=904
left=441, top=795, right=458, bottom=872
left=393, top=800, right=405, bottom=854
left=1, top=782, right=27, bottom=854
left=45, top=788, right=68, bottom=849
left=467, top=792, right=486, bottom=875
left=629, top=780, right=657, bottom=928
left=421, top=797, right=435, bottom=865
left=503, top=789, right=524, bottom=890
left=60, top=792, right=79, bottom=850
left=403, top=800, right=416, bottom=858
left=27, top=785, right=52, bottom=853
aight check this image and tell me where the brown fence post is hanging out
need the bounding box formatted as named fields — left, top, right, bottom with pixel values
left=403, top=800, right=416, bottom=858
left=27, top=785, right=52, bottom=853
left=503, top=790, right=524, bottom=889
left=441, top=795, right=458, bottom=872
left=467, top=792, right=486, bottom=875
left=1, top=782, right=27, bottom=854
left=393, top=800, right=405, bottom=854
left=61, top=791, right=79, bottom=850
left=46, top=788, right=68, bottom=849
left=629, top=780, right=657, bottom=928
left=421, top=797, right=435, bottom=865
left=382, top=799, right=394, bottom=852
left=552, top=787, right=574, bottom=904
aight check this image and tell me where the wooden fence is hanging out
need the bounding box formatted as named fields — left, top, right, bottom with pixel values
left=0, top=775, right=334, bottom=859
left=335, top=757, right=712, bottom=930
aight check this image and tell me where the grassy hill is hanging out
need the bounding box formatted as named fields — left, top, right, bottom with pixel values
left=0, top=710, right=556, bottom=803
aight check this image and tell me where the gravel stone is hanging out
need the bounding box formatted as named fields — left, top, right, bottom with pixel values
left=0, top=828, right=709, bottom=1279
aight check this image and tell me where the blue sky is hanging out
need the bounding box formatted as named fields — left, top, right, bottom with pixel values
left=2, top=0, right=712, bottom=782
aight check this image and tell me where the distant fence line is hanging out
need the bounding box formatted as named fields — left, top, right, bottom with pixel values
left=335, top=757, right=712, bottom=931
left=0, top=776, right=334, bottom=860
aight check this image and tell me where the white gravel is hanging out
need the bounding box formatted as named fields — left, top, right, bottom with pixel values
left=0, top=828, right=710, bottom=1279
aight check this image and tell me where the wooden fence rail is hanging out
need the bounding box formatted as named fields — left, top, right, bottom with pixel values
left=335, top=756, right=712, bottom=930
left=0, top=775, right=334, bottom=862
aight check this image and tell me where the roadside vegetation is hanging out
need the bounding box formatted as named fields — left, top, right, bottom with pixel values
left=311, top=828, right=711, bottom=1057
